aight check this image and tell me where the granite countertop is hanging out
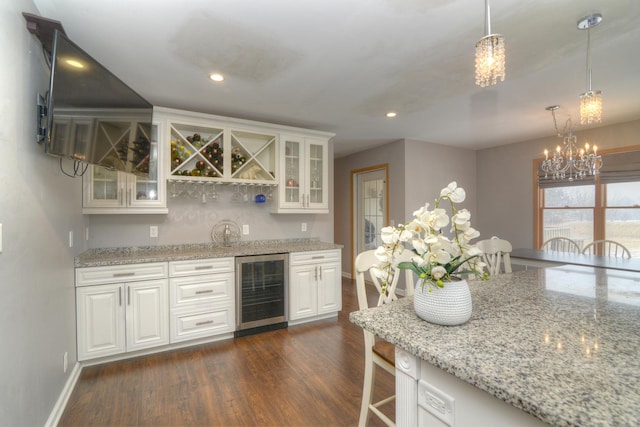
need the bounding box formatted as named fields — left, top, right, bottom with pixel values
left=75, top=238, right=342, bottom=268
left=350, top=265, right=640, bottom=427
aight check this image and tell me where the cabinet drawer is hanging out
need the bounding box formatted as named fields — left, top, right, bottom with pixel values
left=290, top=249, right=341, bottom=265
left=169, top=257, right=234, bottom=277
left=170, top=304, right=234, bottom=343
left=76, top=262, right=168, bottom=287
left=170, top=272, right=233, bottom=308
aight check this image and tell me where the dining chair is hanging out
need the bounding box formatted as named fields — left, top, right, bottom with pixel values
left=582, top=240, right=631, bottom=258
left=354, top=249, right=415, bottom=427
left=476, top=236, right=513, bottom=275
left=542, top=237, right=582, bottom=254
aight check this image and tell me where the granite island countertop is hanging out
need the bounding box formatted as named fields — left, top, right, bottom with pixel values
left=350, top=265, right=640, bottom=427
left=75, top=238, right=342, bottom=268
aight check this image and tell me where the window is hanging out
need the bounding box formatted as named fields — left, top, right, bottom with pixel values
left=536, top=148, right=640, bottom=257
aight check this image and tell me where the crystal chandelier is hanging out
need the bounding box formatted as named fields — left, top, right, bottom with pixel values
left=475, top=0, right=505, bottom=87
left=540, top=106, right=603, bottom=181
left=578, top=14, right=603, bottom=125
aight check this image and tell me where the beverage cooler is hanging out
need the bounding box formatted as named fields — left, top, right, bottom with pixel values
left=235, top=253, right=288, bottom=337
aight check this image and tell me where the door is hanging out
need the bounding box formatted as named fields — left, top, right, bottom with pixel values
left=289, top=265, right=317, bottom=320
left=317, top=261, right=342, bottom=314
left=76, top=284, right=125, bottom=361
left=126, top=279, right=169, bottom=352
left=353, top=166, right=388, bottom=259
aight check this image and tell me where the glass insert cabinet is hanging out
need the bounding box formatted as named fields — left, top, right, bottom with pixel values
left=82, top=120, right=167, bottom=214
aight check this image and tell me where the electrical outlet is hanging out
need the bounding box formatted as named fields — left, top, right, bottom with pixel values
left=242, top=224, right=250, bottom=235
left=68, top=231, right=73, bottom=248
left=150, top=226, right=158, bottom=238
left=301, top=222, right=307, bottom=232
left=63, top=352, right=68, bottom=373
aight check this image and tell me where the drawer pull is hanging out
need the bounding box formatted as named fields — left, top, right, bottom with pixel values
left=113, top=272, right=135, bottom=278
left=195, top=320, right=214, bottom=326
left=311, top=256, right=325, bottom=260
left=195, top=265, right=213, bottom=270
left=195, top=289, right=214, bottom=294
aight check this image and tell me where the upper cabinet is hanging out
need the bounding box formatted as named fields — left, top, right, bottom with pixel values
left=274, top=134, right=329, bottom=214
left=82, top=119, right=167, bottom=214
left=157, top=108, right=277, bottom=185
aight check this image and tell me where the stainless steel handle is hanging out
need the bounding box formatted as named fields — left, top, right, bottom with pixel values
left=118, top=188, right=123, bottom=206
left=127, top=188, right=132, bottom=205
left=194, top=265, right=213, bottom=270
left=127, top=286, right=131, bottom=306
left=319, top=266, right=322, bottom=281
left=315, top=266, right=318, bottom=281
left=113, top=272, right=135, bottom=278
left=196, top=320, right=214, bottom=326
left=307, top=194, right=310, bottom=207
left=195, top=289, right=214, bottom=294
left=118, top=287, right=122, bottom=306
left=311, top=256, right=325, bottom=260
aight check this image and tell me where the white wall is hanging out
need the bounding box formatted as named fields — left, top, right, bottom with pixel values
left=0, top=2, right=85, bottom=425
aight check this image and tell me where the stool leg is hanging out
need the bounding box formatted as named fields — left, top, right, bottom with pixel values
left=359, top=354, right=375, bottom=427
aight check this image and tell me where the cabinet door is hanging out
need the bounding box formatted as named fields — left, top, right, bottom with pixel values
left=84, top=165, right=123, bottom=208
left=289, top=264, right=317, bottom=320
left=127, top=123, right=166, bottom=211
left=305, top=138, right=329, bottom=211
left=126, top=279, right=169, bottom=352
left=76, top=284, right=125, bottom=361
left=279, top=134, right=304, bottom=209
left=317, top=261, right=342, bottom=315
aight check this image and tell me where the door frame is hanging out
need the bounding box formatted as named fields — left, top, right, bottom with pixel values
left=350, top=163, right=389, bottom=277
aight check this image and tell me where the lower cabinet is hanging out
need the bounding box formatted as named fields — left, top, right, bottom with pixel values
left=168, top=257, right=235, bottom=343
left=289, top=249, right=342, bottom=323
left=75, top=262, right=169, bottom=361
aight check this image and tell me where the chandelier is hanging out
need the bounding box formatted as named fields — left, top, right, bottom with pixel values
left=578, top=14, right=603, bottom=125
left=540, top=106, right=603, bottom=181
left=475, top=0, right=505, bottom=87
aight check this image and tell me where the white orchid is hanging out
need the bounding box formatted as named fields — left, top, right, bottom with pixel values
left=374, top=181, right=487, bottom=294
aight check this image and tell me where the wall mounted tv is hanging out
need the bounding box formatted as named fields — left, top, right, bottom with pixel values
left=45, top=29, right=154, bottom=176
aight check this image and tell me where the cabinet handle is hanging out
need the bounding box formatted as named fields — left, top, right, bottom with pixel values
left=319, top=266, right=322, bottom=281
left=311, top=256, right=325, bottom=260
left=196, top=320, right=214, bottom=326
left=127, top=188, right=132, bottom=205
left=195, top=289, right=214, bottom=294
left=314, top=266, right=318, bottom=281
left=113, top=272, right=136, bottom=278
left=118, top=188, right=123, bottom=206
left=119, top=288, right=122, bottom=306
left=194, top=265, right=213, bottom=270
left=127, top=286, right=131, bottom=306
left=307, top=194, right=310, bottom=207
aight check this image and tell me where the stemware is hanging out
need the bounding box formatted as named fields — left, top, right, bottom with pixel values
left=231, top=184, right=243, bottom=203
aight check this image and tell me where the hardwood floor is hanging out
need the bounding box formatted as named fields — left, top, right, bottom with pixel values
left=59, top=278, right=395, bottom=426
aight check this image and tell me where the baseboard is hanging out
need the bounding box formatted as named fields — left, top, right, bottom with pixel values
left=342, top=272, right=352, bottom=279
left=45, top=361, right=82, bottom=427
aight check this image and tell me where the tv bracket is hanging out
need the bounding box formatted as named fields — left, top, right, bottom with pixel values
left=22, top=12, right=66, bottom=143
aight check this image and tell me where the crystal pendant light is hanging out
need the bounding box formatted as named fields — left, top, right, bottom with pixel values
left=578, top=14, right=603, bottom=125
left=540, top=105, right=603, bottom=181
left=475, top=0, right=505, bottom=87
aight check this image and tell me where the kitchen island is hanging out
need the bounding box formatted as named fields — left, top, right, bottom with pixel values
left=349, top=266, right=640, bottom=426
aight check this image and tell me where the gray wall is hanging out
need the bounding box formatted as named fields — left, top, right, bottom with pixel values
left=335, top=138, right=477, bottom=277
left=1, top=1, right=86, bottom=425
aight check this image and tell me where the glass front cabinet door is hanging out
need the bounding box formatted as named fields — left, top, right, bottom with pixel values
left=83, top=121, right=167, bottom=214
left=275, top=134, right=329, bottom=213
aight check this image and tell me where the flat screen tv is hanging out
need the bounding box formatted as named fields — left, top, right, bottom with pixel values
left=46, top=29, right=153, bottom=175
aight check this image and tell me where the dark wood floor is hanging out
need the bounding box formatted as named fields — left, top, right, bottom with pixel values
left=59, top=278, right=395, bottom=427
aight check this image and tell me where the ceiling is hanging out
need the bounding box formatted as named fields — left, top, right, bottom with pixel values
left=32, top=0, right=640, bottom=158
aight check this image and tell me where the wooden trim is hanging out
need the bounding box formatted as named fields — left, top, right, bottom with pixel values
left=350, top=164, right=389, bottom=277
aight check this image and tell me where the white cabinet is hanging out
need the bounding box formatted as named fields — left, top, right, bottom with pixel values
left=82, top=120, right=167, bottom=214
left=168, top=258, right=235, bottom=343
left=274, top=134, right=330, bottom=213
left=289, top=249, right=342, bottom=323
left=75, top=263, right=169, bottom=361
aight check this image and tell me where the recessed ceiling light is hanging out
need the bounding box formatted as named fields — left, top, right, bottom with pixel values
left=386, top=112, right=397, bottom=118
left=209, top=73, right=224, bottom=82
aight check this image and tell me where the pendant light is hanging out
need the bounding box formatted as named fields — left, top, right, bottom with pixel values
left=475, top=0, right=505, bottom=87
left=578, top=13, right=603, bottom=125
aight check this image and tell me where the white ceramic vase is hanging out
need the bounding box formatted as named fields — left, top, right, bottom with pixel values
left=413, top=279, right=472, bottom=326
